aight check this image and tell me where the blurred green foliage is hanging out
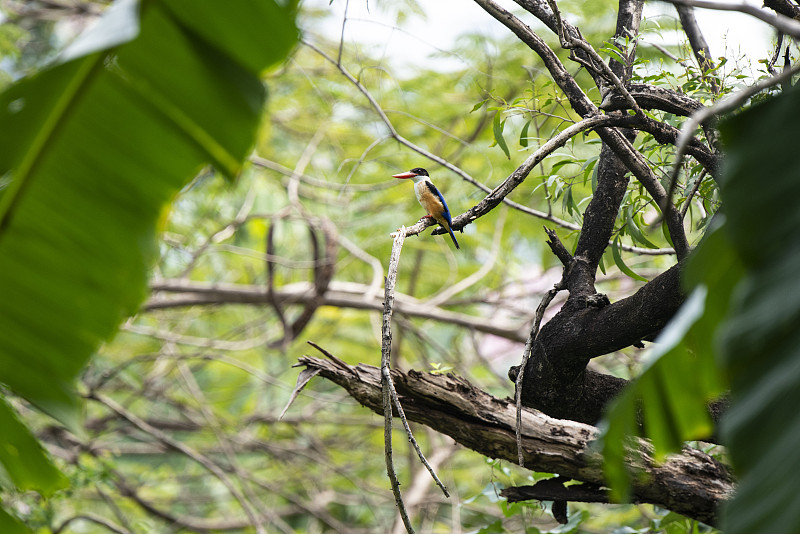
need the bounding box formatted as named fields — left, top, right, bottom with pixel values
left=0, top=0, right=778, bottom=531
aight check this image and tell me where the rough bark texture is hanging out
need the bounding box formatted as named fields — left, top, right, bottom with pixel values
left=520, top=262, right=685, bottom=424
left=764, top=0, right=800, bottom=19
left=297, top=356, right=734, bottom=526
left=600, top=83, right=704, bottom=116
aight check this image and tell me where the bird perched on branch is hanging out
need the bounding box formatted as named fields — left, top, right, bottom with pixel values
left=392, top=167, right=460, bottom=250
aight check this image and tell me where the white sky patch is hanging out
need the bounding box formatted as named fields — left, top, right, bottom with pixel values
left=303, top=0, right=775, bottom=71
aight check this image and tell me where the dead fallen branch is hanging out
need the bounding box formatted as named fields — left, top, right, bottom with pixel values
left=296, top=355, right=734, bottom=526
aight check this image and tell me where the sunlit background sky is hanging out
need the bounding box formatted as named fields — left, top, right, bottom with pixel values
left=303, top=0, right=774, bottom=73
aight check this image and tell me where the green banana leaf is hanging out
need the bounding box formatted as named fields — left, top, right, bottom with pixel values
left=0, top=0, right=297, bottom=514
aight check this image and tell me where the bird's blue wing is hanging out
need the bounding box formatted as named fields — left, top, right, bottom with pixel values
left=425, top=181, right=453, bottom=224
left=424, top=180, right=460, bottom=249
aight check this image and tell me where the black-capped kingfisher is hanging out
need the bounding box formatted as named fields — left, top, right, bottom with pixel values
left=392, top=167, right=460, bottom=250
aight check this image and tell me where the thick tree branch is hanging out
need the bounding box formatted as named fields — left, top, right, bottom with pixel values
left=297, top=355, right=734, bottom=526
left=763, top=0, right=800, bottom=19
left=600, top=84, right=704, bottom=116
left=521, top=262, right=684, bottom=424
left=568, top=140, right=633, bottom=298
left=502, top=478, right=610, bottom=505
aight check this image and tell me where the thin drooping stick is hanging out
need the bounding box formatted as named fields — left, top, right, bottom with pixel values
left=382, top=227, right=449, bottom=534
left=515, top=228, right=570, bottom=466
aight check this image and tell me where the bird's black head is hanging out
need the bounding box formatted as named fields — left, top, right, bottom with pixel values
left=409, top=167, right=429, bottom=176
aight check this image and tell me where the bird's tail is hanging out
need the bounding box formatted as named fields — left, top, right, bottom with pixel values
left=445, top=223, right=460, bottom=250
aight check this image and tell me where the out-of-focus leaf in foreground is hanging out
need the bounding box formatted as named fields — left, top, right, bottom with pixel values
left=0, top=0, right=296, bottom=505
left=717, top=84, right=800, bottom=534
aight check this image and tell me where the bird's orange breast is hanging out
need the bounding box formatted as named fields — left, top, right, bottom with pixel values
left=415, top=182, right=444, bottom=217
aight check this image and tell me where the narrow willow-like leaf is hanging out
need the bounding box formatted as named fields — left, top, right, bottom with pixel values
left=611, top=239, right=648, bottom=282
left=520, top=120, right=531, bottom=147
left=625, top=208, right=659, bottom=249
left=492, top=111, right=511, bottom=159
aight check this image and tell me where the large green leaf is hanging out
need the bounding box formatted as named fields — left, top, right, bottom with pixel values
left=599, top=284, right=723, bottom=501
left=717, top=84, right=800, bottom=534
left=0, top=506, right=30, bottom=534
left=601, top=83, right=800, bottom=526
left=599, top=219, right=740, bottom=501
left=0, top=395, right=67, bottom=494
left=0, top=0, right=296, bottom=496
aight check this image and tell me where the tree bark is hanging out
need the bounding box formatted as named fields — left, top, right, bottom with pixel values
left=519, top=262, right=685, bottom=424
left=297, top=355, right=734, bottom=526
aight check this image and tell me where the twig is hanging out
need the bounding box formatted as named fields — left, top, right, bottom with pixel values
left=679, top=168, right=707, bottom=220
left=337, top=0, right=350, bottom=65
left=674, top=4, right=721, bottom=94
left=53, top=513, right=132, bottom=534
left=109, top=467, right=271, bottom=532
left=266, top=220, right=291, bottom=349
left=176, top=362, right=273, bottom=532
left=767, top=33, right=785, bottom=76
left=91, top=393, right=266, bottom=532
left=665, top=60, right=800, bottom=210
left=546, top=0, right=642, bottom=115
left=514, top=228, right=569, bottom=466
left=381, top=229, right=416, bottom=533
left=662, top=0, right=800, bottom=38
left=381, top=228, right=448, bottom=534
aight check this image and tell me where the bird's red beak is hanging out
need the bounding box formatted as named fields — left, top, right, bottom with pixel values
left=392, top=171, right=416, bottom=179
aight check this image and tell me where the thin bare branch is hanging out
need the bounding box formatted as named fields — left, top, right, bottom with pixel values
left=147, top=279, right=531, bottom=342
left=663, top=0, right=800, bottom=38
left=381, top=228, right=416, bottom=534
left=515, top=227, right=570, bottom=465
left=666, top=60, right=800, bottom=207
left=53, top=514, right=132, bottom=534
left=545, top=0, right=643, bottom=114
left=91, top=394, right=267, bottom=533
